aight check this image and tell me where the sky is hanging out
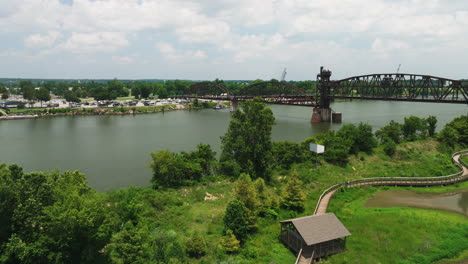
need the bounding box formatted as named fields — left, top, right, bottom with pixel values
left=1, top=0, right=468, bottom=80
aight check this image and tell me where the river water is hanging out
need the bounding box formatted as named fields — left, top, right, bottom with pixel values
left=0, top=101, right=466, bottom=191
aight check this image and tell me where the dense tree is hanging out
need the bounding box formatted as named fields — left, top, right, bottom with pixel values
left=426, top=116, right=437, bottom=137
left=185, top=232, right=207, bottom=258
left=150, top=150, right=202, bottom=188
left=356, top=123, right=378, bottom=154
left=223, top=199, right=249, bottom=243
left=155, top=84, right=168, bottom=99
left=1, top=92, right=9, bottom=100
left=0, top=166, right=113, bottom=263
left=20, top=80, right=36, bottom=103
left=271, top=141, right=306, bottom=169
left=108, top=79, right=127, bottom=97
left=64, top=90, right=81, bottom=103
left=92, top=86, right=116, bottom=101
left=233, top=174, right=258, bottom=230
left=221, top=98, right=275, bottom=180
left=402, top=116, right=426, bottom=141
left=219, top=230, right=240, bottom=254
left=181, top=143, right=217, bottom=176
left=438, top=115, right=468, bottom=147
left=281, top=174, right=306, bottom=212
left=375, top=120, right=402, bottom=144
left=254, top=178, right=273, bottom=216
left=383, top=139, right=397, bottom=156
left=150, top=229, right=186, bottom=263
left=36, top=87, right=51, bottom=106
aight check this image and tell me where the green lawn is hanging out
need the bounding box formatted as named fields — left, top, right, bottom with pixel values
left=325, top=183, right=468, bottom=264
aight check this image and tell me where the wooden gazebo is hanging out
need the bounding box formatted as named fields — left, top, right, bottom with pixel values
left=280, top=213, right=351, bottom=261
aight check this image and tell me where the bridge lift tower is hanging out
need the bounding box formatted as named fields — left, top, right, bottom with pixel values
left=311, top=66, right=333, bottom=123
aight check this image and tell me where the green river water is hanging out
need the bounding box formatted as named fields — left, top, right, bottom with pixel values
left=0, top=101, right=466, bottom=191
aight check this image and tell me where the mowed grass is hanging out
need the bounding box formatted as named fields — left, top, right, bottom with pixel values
left=325, top=184, right=468, bottom=264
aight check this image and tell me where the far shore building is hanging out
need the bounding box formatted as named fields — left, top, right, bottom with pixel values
left=280, top=213, right=351, bottom=262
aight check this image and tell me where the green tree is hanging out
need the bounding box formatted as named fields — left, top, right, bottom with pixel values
left=233, top=174, right=258, bottom=229
left=254, top=178, right=272, bottom=216
left=108, top=222, right=152, bottom=264
left=271, top=141, right=306, bottom=169
left=156, top=85, right=168, bottom=99
left=375, top=120, right=402, bottom=144
left=223, top=199, right=249, bottom=243
left=186, top=232, right=207, bottom=258
left=402, top=116, right=426, bottom=141
left=182, top=143, right=216, bottom=176
left=108, top=79, right=126, bottom=97
left=221, top=98, right=275, bottom=180
left=426, top=116, right=437, bottom=137
left=64, top=90, right=81, bottom=103
left=35, top=87, right=51, bottom=107
left=220, top=229, right=240, bottom=254
left=356, top=122, right=378, bottom=154
left=150, top=150, right=202, bottom=188
left=281, top=174, right=306, bottom=212
left=1, top=92, right=9, bottom=100
left=20, top=80, right=36, bottom=104
left=438, top=115, right=468, bottom=147
left=382, top=139, right=397, bottom=156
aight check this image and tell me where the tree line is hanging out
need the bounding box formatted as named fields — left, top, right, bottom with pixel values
left=1, top=79, right=316, bottom=103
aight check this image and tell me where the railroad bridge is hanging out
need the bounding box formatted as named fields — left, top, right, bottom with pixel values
left=177, top=67, right=468, bottom=122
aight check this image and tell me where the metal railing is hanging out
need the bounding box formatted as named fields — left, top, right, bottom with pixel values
left=313, top=150, right=468, bottom=215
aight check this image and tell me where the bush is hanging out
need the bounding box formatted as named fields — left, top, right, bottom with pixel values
left=223, top=200, right=249, bottom=242
left=271, top=141, right=307, bottom=169
left=220, top=230, right=240, bottom=254
left=186, top=232, right=207, bottom=258
left=281, top=174, right=306, bottom=212
left=383, top=140, right=397, bottom=156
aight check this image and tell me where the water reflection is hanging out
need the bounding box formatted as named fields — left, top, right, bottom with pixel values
left=458, top=192, right=468, bottom=214
left=366, top=190, right=468, bottom=216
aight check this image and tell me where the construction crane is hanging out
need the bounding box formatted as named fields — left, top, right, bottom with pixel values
left=281, top=68, right=287, bottom=81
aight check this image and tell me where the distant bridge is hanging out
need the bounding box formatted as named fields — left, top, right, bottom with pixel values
left=176, top=68, right=468, bottom=122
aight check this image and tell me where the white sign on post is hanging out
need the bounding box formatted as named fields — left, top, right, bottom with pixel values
left=309, top=143, right=325, bottom=154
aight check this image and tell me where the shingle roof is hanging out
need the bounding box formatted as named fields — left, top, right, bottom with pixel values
left=280, top=213, right=351, bottom=246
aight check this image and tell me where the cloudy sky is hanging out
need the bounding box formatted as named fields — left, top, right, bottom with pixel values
left=1, top=0, right=467, bottom=80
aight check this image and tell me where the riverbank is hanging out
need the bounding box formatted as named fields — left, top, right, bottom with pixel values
left=0, top=102, right=225, bottom=120
left=0, top=114, right=38, bottom=120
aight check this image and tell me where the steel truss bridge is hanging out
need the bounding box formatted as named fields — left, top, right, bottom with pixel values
left=177, top=72, right=468, bottom=108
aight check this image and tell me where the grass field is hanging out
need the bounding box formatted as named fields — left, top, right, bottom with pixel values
left=326, top=183, right=468, bottom=264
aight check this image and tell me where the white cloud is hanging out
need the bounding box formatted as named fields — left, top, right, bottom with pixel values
left=61, top=32, right=129, bottom=53
left=24, top=31, right=61, bottom=48
left=112, top=55, right=134, bottom=64
left=0, top=0, right=468, bottom=79
left=156, top=42, right=206, bottom=61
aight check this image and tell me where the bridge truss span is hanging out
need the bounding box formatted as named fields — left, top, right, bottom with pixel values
left=235, top=81, right=316, bottom=106
left=186, top=81, right=232, bottom=96
left=330, top=73, right=468, bottom=104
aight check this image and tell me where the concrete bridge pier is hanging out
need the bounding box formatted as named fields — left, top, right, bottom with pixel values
left=230, top=100, right=239, bottom=112
left=311, top=107, right=331, bottom=123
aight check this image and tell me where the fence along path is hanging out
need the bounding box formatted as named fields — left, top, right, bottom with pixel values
left=314, top=150, right=468, bottom=215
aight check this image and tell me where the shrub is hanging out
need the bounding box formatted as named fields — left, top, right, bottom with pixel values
left=220, top=230, right=240, bottom=254
left=186, top=232, right=207, bottom=258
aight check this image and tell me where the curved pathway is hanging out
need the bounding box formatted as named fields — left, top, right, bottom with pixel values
left=314, top=150, right=468, bottom=215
